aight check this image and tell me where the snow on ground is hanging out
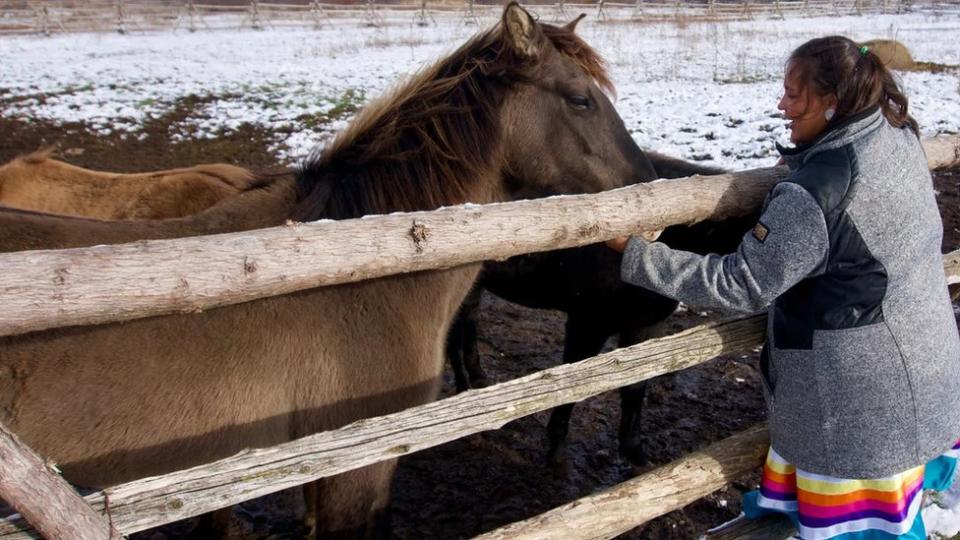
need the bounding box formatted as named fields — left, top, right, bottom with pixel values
left=928, top=476, right=960, bottom=539
left=1, top=10, right=960, bottom=534
left=1, top=10, right=958, bottom=169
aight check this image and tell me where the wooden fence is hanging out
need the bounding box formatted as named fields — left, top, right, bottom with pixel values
left=0, top=135, right=958, bottom=538
left=1, top=0, right=956, bottom=35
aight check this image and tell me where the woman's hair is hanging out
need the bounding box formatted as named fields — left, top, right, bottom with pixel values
left=788, top=36, right=919, bottom=136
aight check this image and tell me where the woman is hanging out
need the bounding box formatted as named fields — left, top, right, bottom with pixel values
left=608, top=36, right=960, bottom=539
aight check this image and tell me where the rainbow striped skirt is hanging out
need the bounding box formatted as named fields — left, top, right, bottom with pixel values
left=742, top=439, right=960, bottom=539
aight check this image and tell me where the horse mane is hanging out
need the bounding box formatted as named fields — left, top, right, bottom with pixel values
left=293, top=21, right=611, bottom=221
left=541, top=24, right=612, bottom=95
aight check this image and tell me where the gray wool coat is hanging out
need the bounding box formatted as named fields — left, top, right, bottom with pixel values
left=621, top=107, right=960, bottom=478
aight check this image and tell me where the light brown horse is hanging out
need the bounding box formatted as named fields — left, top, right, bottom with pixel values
left=0, top=150, right=263, bottom=219
left=0, top=4, right=655, bottom=537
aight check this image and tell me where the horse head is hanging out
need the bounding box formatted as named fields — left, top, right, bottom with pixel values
left=496, top=3, right=655, bottom=199
left=294, top=3, right=653, bottom=222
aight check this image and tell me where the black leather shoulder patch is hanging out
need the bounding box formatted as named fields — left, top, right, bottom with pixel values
left=786, top=146, right=854, bottom=217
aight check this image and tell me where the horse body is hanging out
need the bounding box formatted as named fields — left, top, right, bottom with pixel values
left=5, top=263, right=472, bottom=479
left=0, top=151, right=259, bottom=219
left=0, top=4, right=649, bottom=537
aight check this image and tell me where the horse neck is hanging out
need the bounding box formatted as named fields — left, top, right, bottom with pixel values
left=296, top=51, right=511, bottom=221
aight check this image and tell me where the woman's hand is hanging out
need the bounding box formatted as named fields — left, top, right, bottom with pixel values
left=605, top=230, right=662, bottom=253
left=605, top=236, right=630, bottom=253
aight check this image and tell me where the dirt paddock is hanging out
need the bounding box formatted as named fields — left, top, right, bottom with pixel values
left=1, top=114, right=957, bottom=539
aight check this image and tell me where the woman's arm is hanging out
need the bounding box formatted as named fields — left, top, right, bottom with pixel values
left=620, top=182, right=830, bottom=313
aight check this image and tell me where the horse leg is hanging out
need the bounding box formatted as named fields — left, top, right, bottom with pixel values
left=447, top=286, right=489, bottom=391
left=460, top=295, right=489, bottom=388
left=304, top=481, right=318, bottom=539
left=545, top=314, right=610, bottom=465
left=617, top=382, right=649, bottom=466
left=447, top=312, right=472, bottom=392
left=617, top=319, right=673, bottom=466
left=306, top=461, right=396, bottom=539
left=187, top=507, right=232, bottom=539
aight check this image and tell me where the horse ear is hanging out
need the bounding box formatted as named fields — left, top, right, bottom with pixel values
left=502, top=2, right=545, bottom=59
left=564, top=13, right=587, bottom=32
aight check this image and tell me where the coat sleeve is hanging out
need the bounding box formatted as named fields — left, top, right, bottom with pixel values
left=620, top=181, right=830, bottom=313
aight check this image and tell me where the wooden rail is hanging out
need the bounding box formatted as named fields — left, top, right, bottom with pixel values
left=0, top=166, right=781, bottom=337
left=1, top=135, right=957, bottom=338
left=0, top=424, right=119, bottom=540
left=476, top=425, right=772, bottom=539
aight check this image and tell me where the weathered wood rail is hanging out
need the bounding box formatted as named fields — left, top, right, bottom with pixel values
left=476, top=425, right=773, bottom=539
left=0, top=134, right=957, bottom=537
left=0, top=425, right=119, bottom=540
left=0, top=166, right=780, bottom=337
left=1, top=135, right=956, bottom=338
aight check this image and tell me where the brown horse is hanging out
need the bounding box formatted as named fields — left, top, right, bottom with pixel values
left=0, top=150, right=263, bottom=219
left=0, top=4, right=654, bottom=537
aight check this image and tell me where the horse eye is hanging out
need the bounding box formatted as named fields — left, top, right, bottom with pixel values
left=567, top=95, right=590, bottom=110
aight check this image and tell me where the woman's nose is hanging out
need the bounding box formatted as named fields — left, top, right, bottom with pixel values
left=777, top=96, right=787, bottom=111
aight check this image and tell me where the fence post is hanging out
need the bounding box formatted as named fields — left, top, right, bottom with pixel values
left=364, top=0, right=381, bottom=27
left=416, top=0, right=431, bottom=26
left=0, top=422, right=120, bottom=540
left=36, top=6, right=50, bottom=36
left=311, top=0, right=325, bottom=29
left=115, top=0, right=127, bottom=34
left=463, top=0, right=479, bottom=25
left=187, top=0, right=197, bottom=32
left=250, top=0, right=262, bottom=30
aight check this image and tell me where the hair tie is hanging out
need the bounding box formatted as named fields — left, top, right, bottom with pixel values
left=859, top=45, right=869, bottom=55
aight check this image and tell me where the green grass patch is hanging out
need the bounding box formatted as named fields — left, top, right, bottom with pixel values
left=296, top=88, right=368, bottom=131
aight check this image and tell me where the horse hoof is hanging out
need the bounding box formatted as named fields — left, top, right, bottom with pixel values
left=470, top=376, right=494, bottom=389
left=546, top=452, right=570, bottom=474
left=545, top=441, right=570, bottom=470
left=619, top=442, right=648, bottom=467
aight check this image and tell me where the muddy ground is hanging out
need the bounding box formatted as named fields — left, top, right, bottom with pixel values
left=0, top=112, right=957, bottom=539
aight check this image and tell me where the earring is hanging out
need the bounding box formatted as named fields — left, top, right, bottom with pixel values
left=825, top=107, right=836, bottom=121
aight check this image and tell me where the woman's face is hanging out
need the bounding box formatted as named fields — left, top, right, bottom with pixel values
left=777, top=62, right=837, bottom=145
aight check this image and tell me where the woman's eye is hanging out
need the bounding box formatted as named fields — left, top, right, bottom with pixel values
left=567, top=95, right=590, bottom=109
